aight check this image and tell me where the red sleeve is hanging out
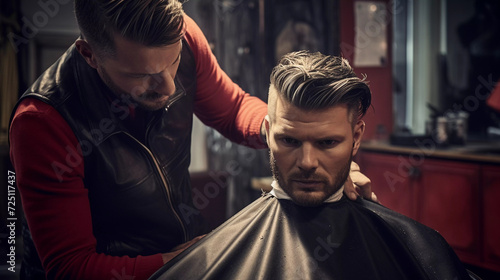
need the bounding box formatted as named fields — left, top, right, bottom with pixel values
left=9, top=98, right=163, bottom=279
left=183, top=15, right=268, bottom=149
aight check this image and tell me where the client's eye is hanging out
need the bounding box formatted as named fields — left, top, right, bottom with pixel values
left=318, top=140, right=338, bottom=148
left=281, top=137, right=300, bottom=146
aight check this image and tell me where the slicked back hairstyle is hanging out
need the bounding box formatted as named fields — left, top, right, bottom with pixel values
left=75, top=0, right=185, bottom=57
left=268, top=51, right=371, bottom=124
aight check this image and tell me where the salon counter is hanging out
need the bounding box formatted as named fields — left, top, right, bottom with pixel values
left=359, top=140, right=500, bottom=164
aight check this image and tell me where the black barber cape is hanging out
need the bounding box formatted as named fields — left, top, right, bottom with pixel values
left=150, top=193, right=471, bottom=280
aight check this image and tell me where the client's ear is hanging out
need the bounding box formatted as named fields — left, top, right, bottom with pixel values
left=352, top=120, right=365, bottom=156
left=264, top=115, right=271, bottom=146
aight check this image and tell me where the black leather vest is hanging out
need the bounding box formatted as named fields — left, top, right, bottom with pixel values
left=12, top=41, right=205, bottom=258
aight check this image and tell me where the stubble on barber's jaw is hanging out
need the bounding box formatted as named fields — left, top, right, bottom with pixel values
left=269, top=150, right=353, bottom=207
left=98, top=66, right=171, bottom=111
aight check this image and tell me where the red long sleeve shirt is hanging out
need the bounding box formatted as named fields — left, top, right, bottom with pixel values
left=9, top=15, right=267, bottom=279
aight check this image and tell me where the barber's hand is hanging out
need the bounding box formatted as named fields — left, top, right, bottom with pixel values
left=344, top=161, right=379, bottom=203
left=161, top=234, right=206, bottom=264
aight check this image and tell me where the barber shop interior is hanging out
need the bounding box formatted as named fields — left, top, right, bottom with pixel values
left=1, top=0, right=500, bottom=279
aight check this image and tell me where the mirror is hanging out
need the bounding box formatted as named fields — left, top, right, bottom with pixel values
left=392, top=0, right=500, bottom=140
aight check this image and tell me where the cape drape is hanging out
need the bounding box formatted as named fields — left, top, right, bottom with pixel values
left=150, top=194, right=471, bottom=280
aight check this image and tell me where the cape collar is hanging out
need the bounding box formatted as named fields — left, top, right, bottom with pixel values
left=269, top=180, right=344, bottom=203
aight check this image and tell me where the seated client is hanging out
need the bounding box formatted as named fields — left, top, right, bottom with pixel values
left=150, top=51, right=472, bottom=280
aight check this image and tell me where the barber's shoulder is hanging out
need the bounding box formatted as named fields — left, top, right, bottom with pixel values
left=12, top=98, right=56, bottom=118
left=181, top=14, right=200, bottom=46
left=181, top=14, right=212, bottom=58
left=10, top=97, right=68, bottom=131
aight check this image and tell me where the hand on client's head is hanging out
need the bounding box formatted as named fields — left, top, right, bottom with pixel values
left=344, top=162, right=379, bottom=203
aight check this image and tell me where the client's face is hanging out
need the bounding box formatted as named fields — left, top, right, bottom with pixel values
left=266, top=96, right=364, bottom=207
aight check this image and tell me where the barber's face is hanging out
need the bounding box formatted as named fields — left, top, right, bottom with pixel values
left=77, top=34, right=182, bottom=111
left=266, top=96, right=364, bottom=207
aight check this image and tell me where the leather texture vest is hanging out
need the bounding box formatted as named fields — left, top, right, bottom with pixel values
left=12, top=40, right=205, bottom=258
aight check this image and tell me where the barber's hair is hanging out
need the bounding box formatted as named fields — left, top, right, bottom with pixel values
left=269, top=51, right=371, bottom=122
left=75, top=0, right=184, bottom=57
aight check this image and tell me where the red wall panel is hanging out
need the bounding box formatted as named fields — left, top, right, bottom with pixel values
left=340, top=0, right=394, bottom=140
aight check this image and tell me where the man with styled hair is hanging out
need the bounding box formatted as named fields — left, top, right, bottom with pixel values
left=266, top=51, right=371, bottom=208
left=150, top=51, right=471, bottom=280
left=9, top=1, right=375, bottom=279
